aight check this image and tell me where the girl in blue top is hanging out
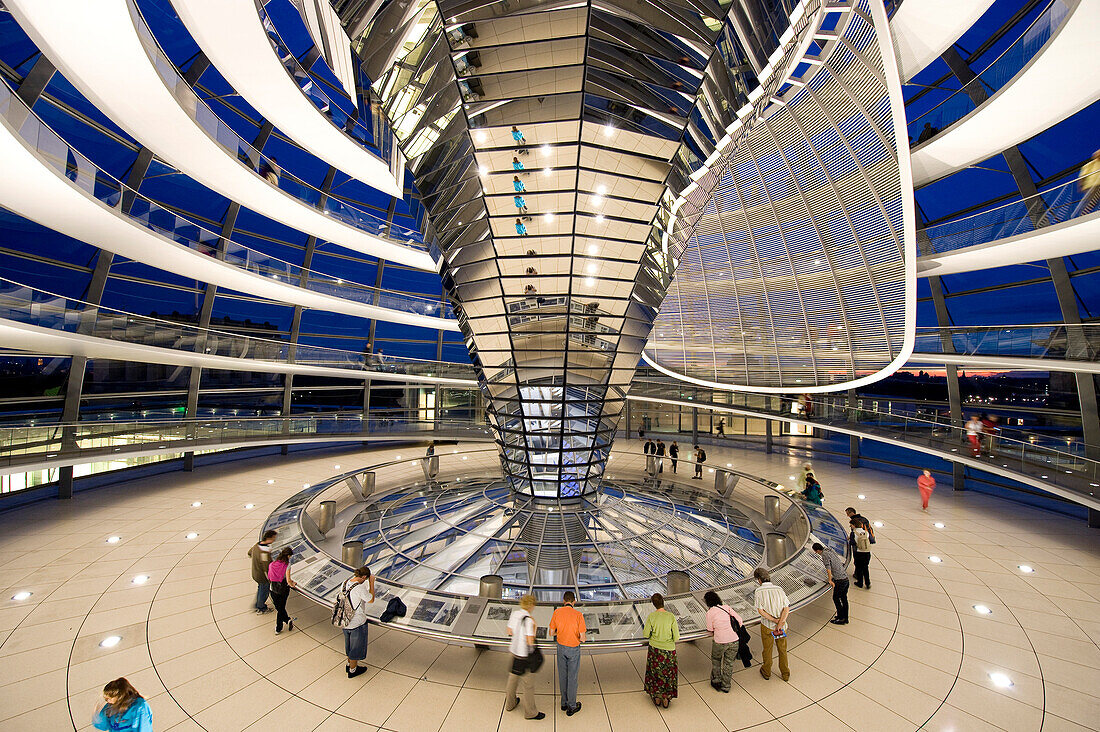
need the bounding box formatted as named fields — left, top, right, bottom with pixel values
left=513, top=157, right=524, bottom=171
left=93, top=678, right=152, bottom=732
left=513, top=175, right=525, bottom=193
left=515, top=219, right=528, bottom=236
left=514, top=195, right=528, bottom=214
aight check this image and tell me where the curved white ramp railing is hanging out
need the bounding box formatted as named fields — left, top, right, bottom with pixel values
left=172, top=0, right=401, bottom=197
left=0, top=82, right=456, bottom=331
left=5, top=0, right=433, bottom=271
left=910, top=0, right=1100, bottom=186
left=890, top=0, right=996, bottom=81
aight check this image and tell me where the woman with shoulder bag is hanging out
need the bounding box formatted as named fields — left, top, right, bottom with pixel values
left=267, top=547, right=297, bottom=634
left=504, top=594, right=545, bottom=720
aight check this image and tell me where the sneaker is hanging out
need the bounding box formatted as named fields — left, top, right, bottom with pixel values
left=348, top=666, right=368, bottom=678
left=259, top=607, right=273, bottom=614
left=853, top=583, right=863, bottom=589
left=760, top=668, right=770, bottom=680
left=830, top=618, right=848, bottom=625
left=710, top=681, right=721, bottom=691
left=720, top=687, right=730, bottom=693
left=566, top=703, right=581, bottom=716
left=288, top=618, right=295, bottom=631
left=530, top=712, right=546, bottom=721
left=561, top=705, right=568, bottom=712
left=275, top=628, right=282, bottom=634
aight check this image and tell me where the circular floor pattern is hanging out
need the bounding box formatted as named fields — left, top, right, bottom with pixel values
left=1, top=441, right=1098, bottom=731
left=342, top=476, right=765, bottom=602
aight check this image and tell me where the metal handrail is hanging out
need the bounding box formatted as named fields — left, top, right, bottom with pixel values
left=129, top=0, right=426, bottom=248
left=0, top=77, right=447, bottom=320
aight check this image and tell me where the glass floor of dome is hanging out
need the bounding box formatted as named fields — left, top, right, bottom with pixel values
left=343, top=477, right=765, bottom=602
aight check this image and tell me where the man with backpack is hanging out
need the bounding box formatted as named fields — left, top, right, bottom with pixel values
left=703, top=590, right=751, bottom=693
left=693, top=445, right=706, bottom=479
left=333, top=566, right=374, bottom=677
left=850, top=518, right=873, bottom=589
left=247, top=529, right=277, bottom=613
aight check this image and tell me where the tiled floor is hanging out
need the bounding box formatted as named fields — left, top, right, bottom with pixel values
left=1, top=441, right=1099, bottom=731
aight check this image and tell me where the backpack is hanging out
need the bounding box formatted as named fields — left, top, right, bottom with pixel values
left=854, top=528, right=871, bottom=553
left=698, top=449, right=707, bottom=462
left=331, top=583, right=360, bottom=628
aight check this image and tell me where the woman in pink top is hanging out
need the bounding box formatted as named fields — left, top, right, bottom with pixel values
left=267, top=547, right=297, bottom=633
left=703, top=590, right=746, bottom=693
left=917, top=469, right=936, bottom=510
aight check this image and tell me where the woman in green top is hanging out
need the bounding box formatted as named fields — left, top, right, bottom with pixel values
left=642, top=593, right=680, bottom=708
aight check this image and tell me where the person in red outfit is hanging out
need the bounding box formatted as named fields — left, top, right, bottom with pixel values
left=917, top=469, right=936, bottom=510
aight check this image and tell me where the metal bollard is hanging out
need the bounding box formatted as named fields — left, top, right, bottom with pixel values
left=765, top=533, right=789, bottom=564
left=318, top=500, right=336, bottom=535
left=421, top=456, right=439, bottom=482
left=346, top=471, right=376, bottom=502
left=479, top=574, right=503, bottom=599
left=342, top=540, right=364, bottom=568
left=715, top=469, right=739, bottom=497
left=645, top=454, right=657, bottom=476
left=666, top=570, right=690, bottom=595
left=764, top=495, right=781, bottom=526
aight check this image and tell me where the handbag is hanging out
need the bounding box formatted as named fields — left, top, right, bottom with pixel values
left=727, top=610, right=751, bottom=646
left=526, top=644, right=544, bottom=672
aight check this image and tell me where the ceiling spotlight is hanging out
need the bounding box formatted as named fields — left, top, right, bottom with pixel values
left=11, top=591, right=31, bottom=601
left=543, top=212, right=555, bottom=222
left=106, top=536, right=121, bottom=544
left=191, top=501, right=202, bottom=507
left=1018, top=565, right=1033, bottom=573
left=989, top=672, right=1013, bottom=688
left=478, top=164, right=489, bottom=176
left=928, top=556, right=942, bottom=563
left=587, top=244, right=599, bottom=255
left=973, top=604, right=992, bottom=615
left=592, top=195, right=604, bottom=207
left=933, top=522, right=945, bottom=528
left=99, top=636, right=122, bottom=649
left=603, top=125, right=615, bottom=137
left=594, top=214, right=604, bottom=223
left=132, top=575, right=149, bottom=585
left=540, top=144, right=551, bottom=155
left=185, top=532, right=198, bottom=540
left=596, top=184, right=607, bottom=195
left=585, top=277, right=596, bottom=287
left=586, top=262, right=597, bottom=274
left=543, top=167, right=552, bottom=177
left=474, top=130, right=487, bottom=143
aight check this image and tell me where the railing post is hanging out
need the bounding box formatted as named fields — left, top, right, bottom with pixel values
left=666, top=570, right=690, bottom=595
left=342, top=541, right=364, bottom=567
left=765, top=419, right=773, bottom=454
left=479, top=574, right=503, bottom=599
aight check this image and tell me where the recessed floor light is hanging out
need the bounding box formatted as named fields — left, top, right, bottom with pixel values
left=1018, top=565, right=1033, bottom=573
left=11, top=591, right=31, bottom=601
left=462, top=456, right=468, bottom=460
left=973, top=604, right=992, bottom=615
left=726, top=463, right=732, bottom=467
left=100, top=636, right=121, bottom=648
left=185, top=532, right=198, bottom=540
left=928, top=556, right=942, bottom=563
left=132, top=575, right=149, bottom=585
left=106, top=536, right=121, bottom=544
left=395, top=455, right=402, bottom=460
left=334, top=465, right=341, bottom=469
left=789, top=475, right=796, bottom=480
left=989, top=672, right=1013, bottom=688
left=933, top=522, right=945, bottom=528
left=857, top=494, right=866, bottom=500
left=873, top=521, right=883, bottom=527
left=244, top=504, right=255, bottom=509
left=266, top=479, right=275, bottom=484
left=191, top=501, right=202, bottom=507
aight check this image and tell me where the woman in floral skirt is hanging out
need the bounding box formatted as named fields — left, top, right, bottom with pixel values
left=642, top=593, right=680, bottom=708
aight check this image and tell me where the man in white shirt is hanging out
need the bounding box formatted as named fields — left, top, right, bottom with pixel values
left=504, top=594, right=545, bottom=720
left=753, top=567, right=790, bottom=681
left=342, top=566, right=374, bottom=677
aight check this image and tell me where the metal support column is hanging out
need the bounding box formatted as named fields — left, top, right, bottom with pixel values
left=847, top=389, right=859, bottom=468
left=928, top=274, right=966, bottom=490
